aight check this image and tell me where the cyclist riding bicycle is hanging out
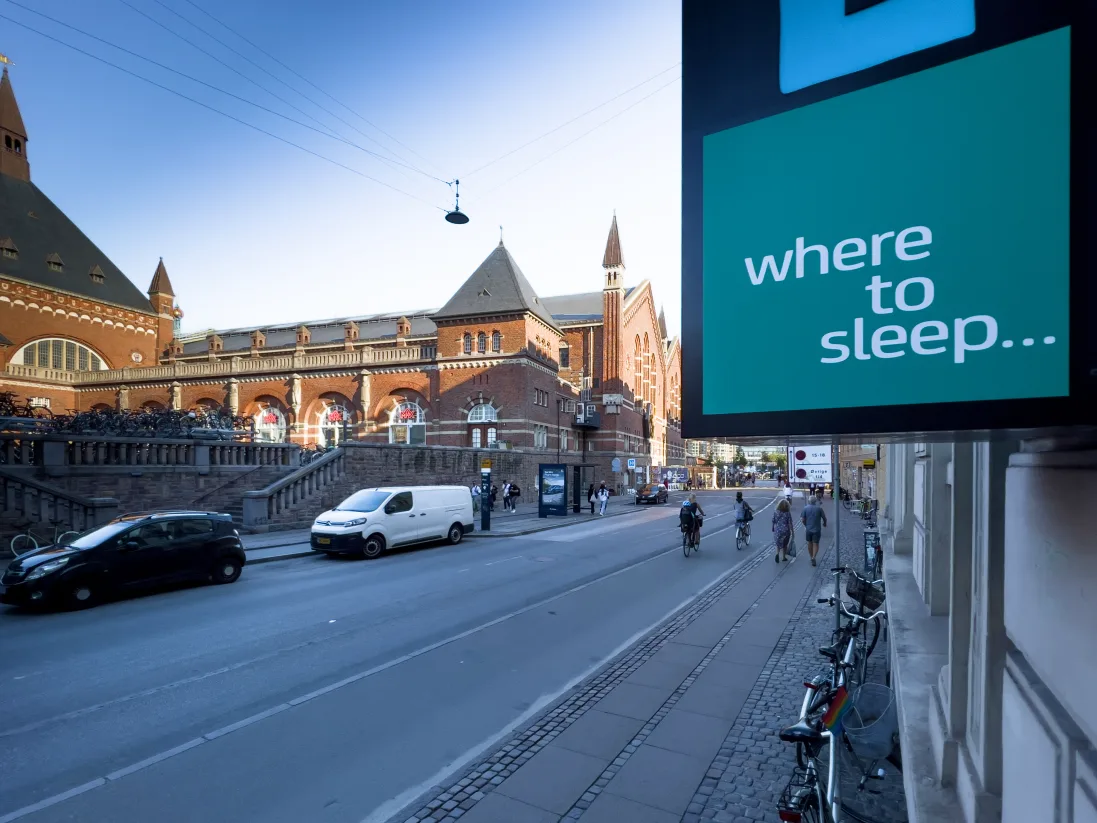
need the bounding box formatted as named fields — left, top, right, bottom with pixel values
left=680, top=493, right=705, bottom=547
left=733, top=491, right=753, bottom=544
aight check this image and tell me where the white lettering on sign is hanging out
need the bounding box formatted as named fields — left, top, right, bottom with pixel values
left=742, top=223, right=1056, bottom=367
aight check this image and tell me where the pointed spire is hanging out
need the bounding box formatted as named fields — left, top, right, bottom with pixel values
left=0, top=67, right=30, bottom=182
left=148, top=257, right=175, bottom=296
left=602, top=213, right=624, bottom=269
left=658, top=306, right=668, bottom=340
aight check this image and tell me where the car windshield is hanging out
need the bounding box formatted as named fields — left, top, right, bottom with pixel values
left=334, top=490, right=390, bottom=513
left=66, top=521, right=135, bottom=550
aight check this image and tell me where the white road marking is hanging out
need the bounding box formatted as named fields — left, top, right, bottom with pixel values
left=0, top=492, right=781, bottom=823
left=484, top=556, right=523, bottom=566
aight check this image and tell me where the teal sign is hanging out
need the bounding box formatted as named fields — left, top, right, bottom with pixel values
left=702, top=28, right=1070, bottom=416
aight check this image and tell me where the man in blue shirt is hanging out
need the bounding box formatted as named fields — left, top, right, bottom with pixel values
left=801, top=495, right=828, bottom=567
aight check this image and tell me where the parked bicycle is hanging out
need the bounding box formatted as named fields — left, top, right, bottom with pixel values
left=776, top=568, right=899, bottom=823
left=0, top=391, right=53, bottom=420
left=10, top=518, right=81, bottom=557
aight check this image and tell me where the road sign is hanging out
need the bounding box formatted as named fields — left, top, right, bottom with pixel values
left=611, top=458, right=622, bottom=473
left=682, top=3, right=1093, bottom=441
left=480, top=458, right=492, bottom=471
left=627, top=458, right=637, bottom=470
left=789, top=446, right=833, bottom=483
left=863, top=459, right=876, bottom=468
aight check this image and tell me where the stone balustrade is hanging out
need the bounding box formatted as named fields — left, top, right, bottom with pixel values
left=242, top=447, right=346, bottom=532
left=0, top=432, right=299, bottom=476
left=3, top=344, right=438, bottom=388
left=0, top=470, right=119, bottom=548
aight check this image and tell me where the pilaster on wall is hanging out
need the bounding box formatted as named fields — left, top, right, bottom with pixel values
left=1001, top=439, right=1097, bottom=823
left=885, top=442, right=915, bottom=555
left=912, top=442, right=952, bottom=616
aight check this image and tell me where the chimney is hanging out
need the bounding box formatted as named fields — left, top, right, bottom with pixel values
left=251, top=329, right=266, bottom=356
left=296, top=325, right=311, bottom=349
left=396, top=316, right=411, bottom=346
left=344, top=321, right=359, bottom=351
left=207, top=334, right=223, bottom=361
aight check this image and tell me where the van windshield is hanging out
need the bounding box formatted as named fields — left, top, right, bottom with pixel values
left=334, top=490, right=391, bottom=513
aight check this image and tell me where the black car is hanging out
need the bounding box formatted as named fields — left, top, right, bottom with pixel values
left=0, top=511, right=245, bottom=610
left=635, top=484, right=669, bottom=505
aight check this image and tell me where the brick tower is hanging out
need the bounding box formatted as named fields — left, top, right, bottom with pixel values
left=601, top=214, right=625, bottom=395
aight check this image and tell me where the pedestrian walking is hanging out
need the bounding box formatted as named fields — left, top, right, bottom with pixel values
left=508, top=482, right=520, bottom=512
left=597, top=482, right=609, bottom=516
left=800, top=495, right=828, bottom=566
left=587, top=483, right=596, bottom=514
left=784, top=482, right=793, bottom=504
left=502, top=481, right=512, bottom=512
left=772, top=498, right=793, bottom=562
left=471, top=483, right=481, bottom=514
left=490, top=483, right=498, bottom=512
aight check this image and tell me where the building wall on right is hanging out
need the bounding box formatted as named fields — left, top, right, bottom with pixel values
left=879, top=439, right=1097, bottom=823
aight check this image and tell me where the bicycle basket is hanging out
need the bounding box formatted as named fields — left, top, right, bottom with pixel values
left=846, top=574, right=886, bottom=611
left=843, top=684, right=898, bottom=760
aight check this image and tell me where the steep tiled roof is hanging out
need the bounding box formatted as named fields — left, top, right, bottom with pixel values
left=0, top=68, right=27, bottom=139
left=0, top=174, right=154, bottom=313
left=148, top=258, right=174, bottom=296
left=602, top=214, right=624, bottom=268
left=432, top=242, right=559, bottom=329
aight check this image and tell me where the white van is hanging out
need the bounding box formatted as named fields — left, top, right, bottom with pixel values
left=310, top=485, right=474, bottom=559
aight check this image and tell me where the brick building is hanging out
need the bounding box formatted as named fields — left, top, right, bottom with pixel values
left=0, top=69, right=683, bottom=485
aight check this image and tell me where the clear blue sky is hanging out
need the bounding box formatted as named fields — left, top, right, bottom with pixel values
left=2, top=0, right=682, bottom=336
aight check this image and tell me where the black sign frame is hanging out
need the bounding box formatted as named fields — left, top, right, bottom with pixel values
left=681, top=0, right=1095, bottom=442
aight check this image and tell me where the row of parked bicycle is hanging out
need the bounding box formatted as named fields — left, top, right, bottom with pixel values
left=0, top=393, right=253, bottom=439
left=776, top=549, right=900, bottom=823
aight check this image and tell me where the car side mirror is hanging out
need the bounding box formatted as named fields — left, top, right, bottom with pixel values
left=384, top=505, right=395, bottom=515
left=120, top=540, right=140, bottom=552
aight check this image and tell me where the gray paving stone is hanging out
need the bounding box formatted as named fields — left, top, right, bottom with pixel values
left=594, top=681, right=669, bottom=721
left=603, top=743, right=709, bottom=814
left=671, top=612, right=742, bottom=648
left=713, top=638, right=776, bottom=667
left=456, top=792, right=561, bottom=822
left=673, top=680, right=753, bottom=721
left=496, top=745, right=608, bottom=815
left=578, top=791, right=679, bottom=823
left=692, top=658, right=762, bottom=691
left=644, top=708, right=733, bottom=763
left=549, top=710, right=644, bottom=761
left=625, top=657, right=697, bottom=690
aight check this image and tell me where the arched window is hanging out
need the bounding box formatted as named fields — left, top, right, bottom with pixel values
left=467, top=403, right=498, bottom=447
left=318, top=403, right=352, bottom=447
left=16, top=338, right=107, bottom=371
left=492, top=331, right=501, bottom=352
left=463, top=333, right=472, bottom=354
left=633, top=336, right=642, bottom=398
left=467, top=403, right=497, bottom=423
left=477, top=332, right=486, bottom=353
left=254, top=405, right=287, bottom=442
left=389, top=401, right=425, bottom=445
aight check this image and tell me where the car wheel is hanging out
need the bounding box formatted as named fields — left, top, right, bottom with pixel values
left=212, top=558, right=242, bottom=584
left=447, top=523, right=463, bottom=545
left=362, top=533, right=385, bottom=559
left=66, top=582, right=97, bottom=610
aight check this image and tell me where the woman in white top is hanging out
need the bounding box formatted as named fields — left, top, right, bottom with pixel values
left=784, top=483, right=793, bottom=502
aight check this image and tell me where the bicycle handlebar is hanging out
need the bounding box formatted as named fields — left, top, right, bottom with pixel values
left=819, top=596, right=887, bottom=624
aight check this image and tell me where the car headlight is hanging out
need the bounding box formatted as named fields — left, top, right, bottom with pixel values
left=26, top=557, right=69, bottom=581
left=344, top=518, right=368, bottom=527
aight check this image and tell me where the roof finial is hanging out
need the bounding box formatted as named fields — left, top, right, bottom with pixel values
left=499, top=225, right=504, bottom=247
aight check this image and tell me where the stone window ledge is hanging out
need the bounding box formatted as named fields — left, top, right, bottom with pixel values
left=884, top=552, right=965, bottom=823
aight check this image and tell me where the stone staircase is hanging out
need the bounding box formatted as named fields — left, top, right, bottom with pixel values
left=185, top=465, right=292, bottom=526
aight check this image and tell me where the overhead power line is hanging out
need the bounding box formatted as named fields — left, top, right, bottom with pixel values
left=471, top=73, right=682, bottom=202
left=0, top=11, right=446, bottom=211
left=2, top=0, right=447, bottom=184
left=149, top=0, right=428, bottom=176
left=460, top=62, right=681, bottom=180
left=178, top=0, right=443, bottom=176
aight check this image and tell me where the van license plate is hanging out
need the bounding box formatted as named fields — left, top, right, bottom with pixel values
left=316, top=537, right=331, bottom=545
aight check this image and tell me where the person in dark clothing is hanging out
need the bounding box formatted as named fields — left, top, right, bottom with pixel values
left=490, top=484, right=498, bottom=511
left=508, top=483, right=520, bottom=512
left=588, top=483, right=596, bottom=514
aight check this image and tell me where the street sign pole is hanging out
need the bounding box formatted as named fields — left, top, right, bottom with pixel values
left=833, top=442, right=841, bottom=634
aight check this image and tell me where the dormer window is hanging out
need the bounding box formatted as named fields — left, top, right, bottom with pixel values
left=88, top=265, right=105, bottom=284
left=45, top=253, right=63, bottom=273
left=0, top=237, right=16, bottom=260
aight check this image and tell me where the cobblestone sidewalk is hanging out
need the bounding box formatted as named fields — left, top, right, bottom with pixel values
left=688, top=507, right=907, bottom=823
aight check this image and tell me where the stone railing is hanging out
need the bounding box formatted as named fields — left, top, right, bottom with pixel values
left=3, top=345, right=438, bottom=387
left=0, top=432, right=299, bottom=475
left=242, top=447, right=346, bottom=532
left=0, top=470, right=119, bottom=549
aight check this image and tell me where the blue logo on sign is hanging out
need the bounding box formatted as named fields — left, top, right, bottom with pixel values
left=779, top=0, right=976, bottom=94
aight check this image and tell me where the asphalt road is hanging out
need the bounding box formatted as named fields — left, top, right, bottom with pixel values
left=0, top=489, right=781, bottom=823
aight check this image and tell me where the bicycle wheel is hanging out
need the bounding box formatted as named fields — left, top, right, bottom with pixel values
left=735, top=529, right=745, bottom=550
left=745, top=524, right=751, bottom=545
left=57, top=531, right=80, bottom=546
left=682, top=531, right=691, bottom=557
left=11, top=533, right=37, bottom=556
